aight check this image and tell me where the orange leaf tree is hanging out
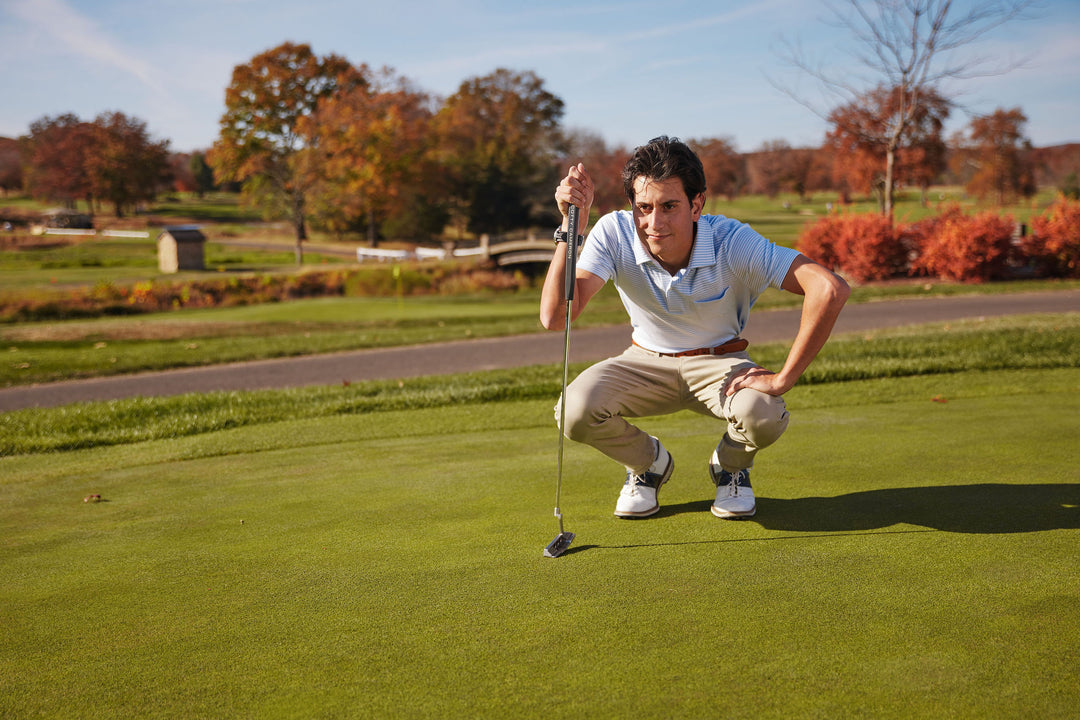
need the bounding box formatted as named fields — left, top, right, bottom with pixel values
left=208, top=42, right=363, bottom=263
left=433, top=68, right=564, bottom=236
left=825, top=85, right=949, bottom=214
left=298, top=68, right=446, bottom=243
left=951, top=107, right=1037, bottom=205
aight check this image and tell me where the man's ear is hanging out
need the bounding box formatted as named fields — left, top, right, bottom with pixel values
left=691, top=193, right=706, bottom=220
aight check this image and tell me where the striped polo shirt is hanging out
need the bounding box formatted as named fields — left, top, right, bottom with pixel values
left=578, top=211, right=800, bottom=354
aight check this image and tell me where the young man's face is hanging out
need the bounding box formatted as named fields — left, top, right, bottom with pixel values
left=630, top=175, right=705, bottom=272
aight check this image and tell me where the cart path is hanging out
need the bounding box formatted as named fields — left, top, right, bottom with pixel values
left=2, top=289, right=1077, bottom=411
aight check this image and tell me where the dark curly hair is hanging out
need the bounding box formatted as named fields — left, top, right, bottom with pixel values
left=621, top=136, right=707, bottom=204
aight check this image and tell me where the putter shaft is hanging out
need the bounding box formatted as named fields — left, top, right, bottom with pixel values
left=545, top=204, right=579, bottom=558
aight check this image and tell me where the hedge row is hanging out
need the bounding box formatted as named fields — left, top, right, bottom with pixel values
left=798, top=196, right=1080, bottom=283
left=0, top=262, right=531, bottom=323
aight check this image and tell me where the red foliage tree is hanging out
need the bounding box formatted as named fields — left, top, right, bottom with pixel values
left=85, top=111, right=172, bottom=217
left=23, top=113, right=95, bottom=208
left=951, top=107, right=1036, bottom=205
left=692, top=136, right=745, bottom=200
left=746, top=140, right=792, bottom=198
left=825, top=85, right=949, bottom=214
left=0, top=137, right=22, bottom=194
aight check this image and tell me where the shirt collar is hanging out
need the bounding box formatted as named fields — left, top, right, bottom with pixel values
left=686, top=220, right=716, bottom=269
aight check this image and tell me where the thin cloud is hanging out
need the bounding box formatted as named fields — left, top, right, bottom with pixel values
left=405, top=0, right=793, bottom=92
left=7, top=0, right=166, bottom=95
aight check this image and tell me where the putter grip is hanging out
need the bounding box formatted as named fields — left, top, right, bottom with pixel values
left=564, top=204, right=579, bottom=302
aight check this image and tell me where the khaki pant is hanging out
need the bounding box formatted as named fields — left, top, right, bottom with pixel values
left=558, top=344, right=790, bottom=474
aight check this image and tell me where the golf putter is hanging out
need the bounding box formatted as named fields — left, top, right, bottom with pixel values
left=544, top=203, right=580, bottom=559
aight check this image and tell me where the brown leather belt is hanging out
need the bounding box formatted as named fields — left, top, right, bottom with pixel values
left=633, top=337, right=749, bottom=357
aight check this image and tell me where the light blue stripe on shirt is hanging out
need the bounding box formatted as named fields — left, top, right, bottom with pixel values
left=577, top=211, right=800, bottom=353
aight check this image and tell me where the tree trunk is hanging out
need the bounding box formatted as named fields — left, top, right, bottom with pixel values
left=293, top=196, right=307, bottom=265
left=884, top=145, right=896, bottom=218
left=293, top=217, right=306, bottom=265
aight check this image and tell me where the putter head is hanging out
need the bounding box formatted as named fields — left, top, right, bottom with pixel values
left=543, top=531, right=575, bottom=558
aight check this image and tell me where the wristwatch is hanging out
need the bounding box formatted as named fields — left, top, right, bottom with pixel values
left=553, top=227, right=584, bottom=246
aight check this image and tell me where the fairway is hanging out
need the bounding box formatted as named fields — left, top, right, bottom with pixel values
left=2, top=369, right=1078, bottom=718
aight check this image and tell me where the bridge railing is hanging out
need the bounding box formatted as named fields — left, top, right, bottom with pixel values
left=356, top=232, right=550, bottom=266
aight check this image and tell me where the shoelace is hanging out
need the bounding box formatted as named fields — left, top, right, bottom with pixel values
left=726, top=470, right=745, bottom=496
left=625, top=473, right=645, bottom=496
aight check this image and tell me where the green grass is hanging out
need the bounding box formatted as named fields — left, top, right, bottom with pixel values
left=0, top=238, right=346, bottom=291
left=1, top=363, right=1077, bottom=718
left=2, top=313, right=1078, bottom=455
left=4, top=281, right=1078, bottom=387
left=148, top=192, right=263, bottom=222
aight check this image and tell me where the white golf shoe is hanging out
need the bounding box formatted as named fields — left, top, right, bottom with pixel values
left=709, top=448, right=756, bottom=519
left=614, top=438, right=673, bottom=518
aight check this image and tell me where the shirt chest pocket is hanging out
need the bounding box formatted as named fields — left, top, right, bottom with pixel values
left=694, top=288, right=728, bottom=303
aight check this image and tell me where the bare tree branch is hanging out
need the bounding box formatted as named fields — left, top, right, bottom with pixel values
left=770, top=0, right=1039, bottom=215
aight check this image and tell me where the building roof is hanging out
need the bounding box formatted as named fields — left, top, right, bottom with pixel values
left=158, top=225, right=205, bottom=242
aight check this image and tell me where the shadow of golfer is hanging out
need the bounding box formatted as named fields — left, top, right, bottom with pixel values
left=559, top=484, right=1080, bottom=555
left=742, top=483, right=1080, bottom=534
left=653, top=484, right=1080, bottom=534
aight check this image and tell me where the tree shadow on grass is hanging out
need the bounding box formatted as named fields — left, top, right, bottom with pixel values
left=658, top=483, right=1080, bottom=535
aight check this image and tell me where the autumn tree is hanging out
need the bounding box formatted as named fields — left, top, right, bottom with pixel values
left=298, top=68, right=446, bottom=243
left=778, top=0, right=1035, bottom=217
left=433, top=68, right=564, bottom=236
left=1027, top=143, right=1080, bottom=191
left=692, top=136, right=745, bottom=200
left=189, top=153, right=216, bottom=197
left=169, top=153, right=197, bottom=193
left=85, top=111, right=171, bottom=217
left=559, top=129, right=629, bottom=216
left=951, top=107, right=1036, bottom=204
left=747, top=140, right=796, bottom=198
left=22, top=113, right=95, bottom=208
left=788, top=147, right=833, bottom=201
left=208, top=42, right=362, bottom=263
left=825, top=85, right=949, bottom=211
left=0, top=137, right=22, bottom=196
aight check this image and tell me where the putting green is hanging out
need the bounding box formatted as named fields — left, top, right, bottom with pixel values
left=2, top=370, right=1078, bottom=718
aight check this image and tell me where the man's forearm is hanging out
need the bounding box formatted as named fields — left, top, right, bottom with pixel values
left=776, top=281, right=849, bottom=391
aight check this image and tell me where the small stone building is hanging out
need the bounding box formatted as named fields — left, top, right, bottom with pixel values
left=157, top=226, right=206, bottom=273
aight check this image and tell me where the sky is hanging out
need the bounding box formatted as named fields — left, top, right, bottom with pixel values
left=1, top=0, right=1078, bottom=155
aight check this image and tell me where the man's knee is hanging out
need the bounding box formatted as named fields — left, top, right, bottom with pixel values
left=724, top=388, right=789, bottom=448
left=556, top=385, right=596, bottom=442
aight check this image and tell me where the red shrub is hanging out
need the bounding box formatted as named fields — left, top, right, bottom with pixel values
left=900, top=204, right=967, bottom=279
left=910, top=210, right=1016, bottom=283
left=797, top=212, right=907, bottom=282
left=796, top=215, right=842, bottom=270
left=1026, top=196, right=1080, bottom=278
